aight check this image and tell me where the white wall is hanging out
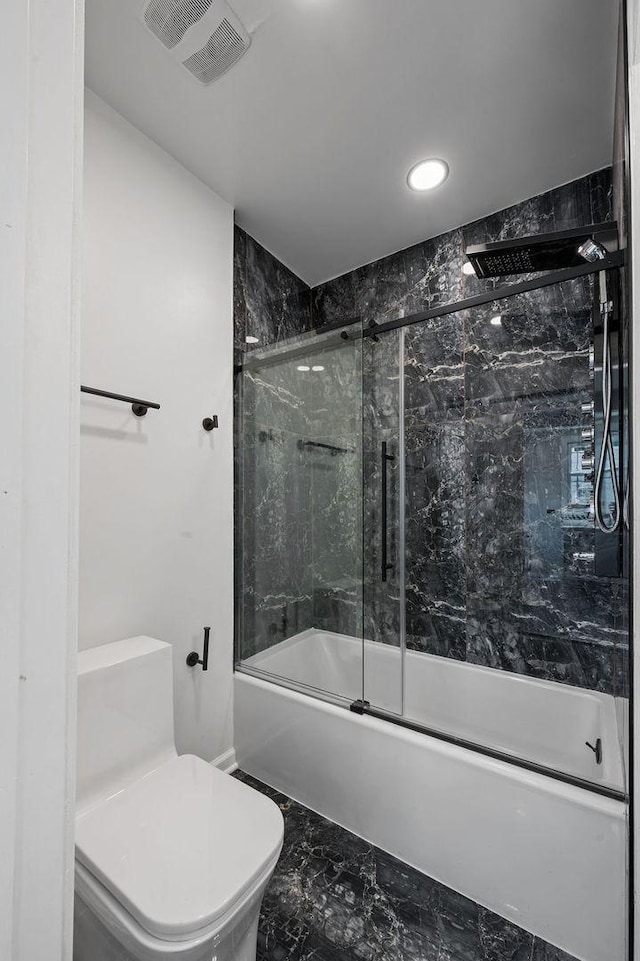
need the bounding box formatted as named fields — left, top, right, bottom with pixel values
left=80, top=92, right=234, bottom=763
left=1, top=0, right=82, bottom=957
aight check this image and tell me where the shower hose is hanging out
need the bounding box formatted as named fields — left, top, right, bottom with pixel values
left=594, top=270, right=621, bottom=533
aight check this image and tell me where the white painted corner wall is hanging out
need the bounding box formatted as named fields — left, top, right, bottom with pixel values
left=80, top=91, right=235, bottom=762
left=1, top=0, right=82, bottom=958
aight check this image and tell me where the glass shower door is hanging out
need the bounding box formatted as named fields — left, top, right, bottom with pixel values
left=361, top=271, right=628, bottom=791
left=361, top=327, right=404, bottom=716
left=236, top=323, right=364, bottom=706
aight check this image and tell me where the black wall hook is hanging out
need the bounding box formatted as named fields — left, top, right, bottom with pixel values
left=186, top=626, right=210, bottom=671
left=202, top=415, right=219, bottom=431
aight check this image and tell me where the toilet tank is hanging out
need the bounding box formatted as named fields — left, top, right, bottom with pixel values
left=76, top=637, right=177, bottom=811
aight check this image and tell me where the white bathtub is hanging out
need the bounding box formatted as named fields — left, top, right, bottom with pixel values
left=244, top=629, right=625, bottom=790
left=235, top=629, right=628, bottom=961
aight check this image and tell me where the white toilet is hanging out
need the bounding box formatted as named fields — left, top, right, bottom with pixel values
left=74, top=636, right=284, bottom=961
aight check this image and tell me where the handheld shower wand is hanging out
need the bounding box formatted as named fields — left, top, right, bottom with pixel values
left=593, top=270, right=621, bottom=534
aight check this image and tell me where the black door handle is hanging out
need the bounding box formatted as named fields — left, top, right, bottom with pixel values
left=381, top=441, right=395, bottom=582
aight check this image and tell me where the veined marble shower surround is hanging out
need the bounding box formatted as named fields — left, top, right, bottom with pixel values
left=235, top=165, right=628, bottom=698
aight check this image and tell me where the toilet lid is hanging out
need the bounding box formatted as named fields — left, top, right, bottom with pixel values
left=75, top=754, right=284, bottom=941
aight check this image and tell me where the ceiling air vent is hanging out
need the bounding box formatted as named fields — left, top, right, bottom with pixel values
left=182, top=16, right=249, bottom=84
left=143, top=0, right=213, bottom=49
left=140, top=0, right=251, bottom=84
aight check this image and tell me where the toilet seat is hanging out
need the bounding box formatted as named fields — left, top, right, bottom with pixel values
left=75, top=755, right=284, bottom=945
left=75, top=850, right=277, bottom=961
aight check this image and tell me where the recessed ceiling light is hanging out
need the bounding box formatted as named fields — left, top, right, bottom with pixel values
left=311, top=365, right=325, bottom=372
left=297, top=365, right=310, bottom=372
left=407, top=158, right=449, bottom=192
left=462, top=261, right=476, bottom=276
left=245, top=335, right=259, bottom=344
left=490, top=315, right=502, bottom=326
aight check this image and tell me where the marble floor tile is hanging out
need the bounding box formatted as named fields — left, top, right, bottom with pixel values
left=234, top=771, right=579, bottom=961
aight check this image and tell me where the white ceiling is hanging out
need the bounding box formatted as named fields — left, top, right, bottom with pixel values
left=85, top=0, right=619, bottom=287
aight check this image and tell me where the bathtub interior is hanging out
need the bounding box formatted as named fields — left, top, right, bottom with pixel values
left=243, top=628, right=625, bottom=791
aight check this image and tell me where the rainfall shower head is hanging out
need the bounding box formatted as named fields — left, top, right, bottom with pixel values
left=465, top=223, right=617, bottom=279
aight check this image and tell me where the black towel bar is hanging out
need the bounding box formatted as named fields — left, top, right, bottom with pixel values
left=80, top=385, right=160, bottom=417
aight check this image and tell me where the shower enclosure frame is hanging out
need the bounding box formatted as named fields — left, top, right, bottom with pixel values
left=235, top=246, right=630, bottom=804
left=363, top=252, right=624, bottom=337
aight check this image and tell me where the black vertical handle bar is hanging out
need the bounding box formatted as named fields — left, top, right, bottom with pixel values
left=201, top=626, right=210, bottom=671
left=186, top=626, right=210, bottom=671
left=381, top=442, right=395, bottom=581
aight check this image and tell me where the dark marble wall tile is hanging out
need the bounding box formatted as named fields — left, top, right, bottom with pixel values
left=308, top=432, right=361, bottom=621
left=466, top=595, right=616, bottom=692
left=362, top=333, right=402, bottom=645
left=520, top=574, right=627, bottom=651
left=246, top=238, right=312, bottom=348
left=405, top=229, right=465, bottom=316
left=404, top=316, right=464, bottom=417
left=308, top=337, right=361, bottom=439
left=313, top=587, right=360, bottom=638
left=404, top=416, right=466, bottom=646
left=402, top=314, right=466, bottom=659
left=242, top=365, right=315, bottom=438
left=353, top=248, right=409, bottom=327
left=465, top=408, right=525, bottom=600
left=464, top=278, right=593, bottom=413
left=615, top=642, right=630, bottom=699
left=240, top=428, right=314, bottom=657
left=305, top=336, right=362, bottom=637
left=233, top=225, right=248, bottom=364
left=521, top=413, right=593, bottom=580
left=234, top=226, right=313, bottom=354
left=362, top=428, right=401, bottom=647
left=406, top=606, right=467, bottom=661
left=589, top=165, right=617, bottom=227
left=312, top=272, right=357, bottom=329
left=238, top=365, right=314, bottom=656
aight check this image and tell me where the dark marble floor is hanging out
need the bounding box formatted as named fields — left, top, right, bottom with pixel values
left=234, top=771, right=575, bottom=961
